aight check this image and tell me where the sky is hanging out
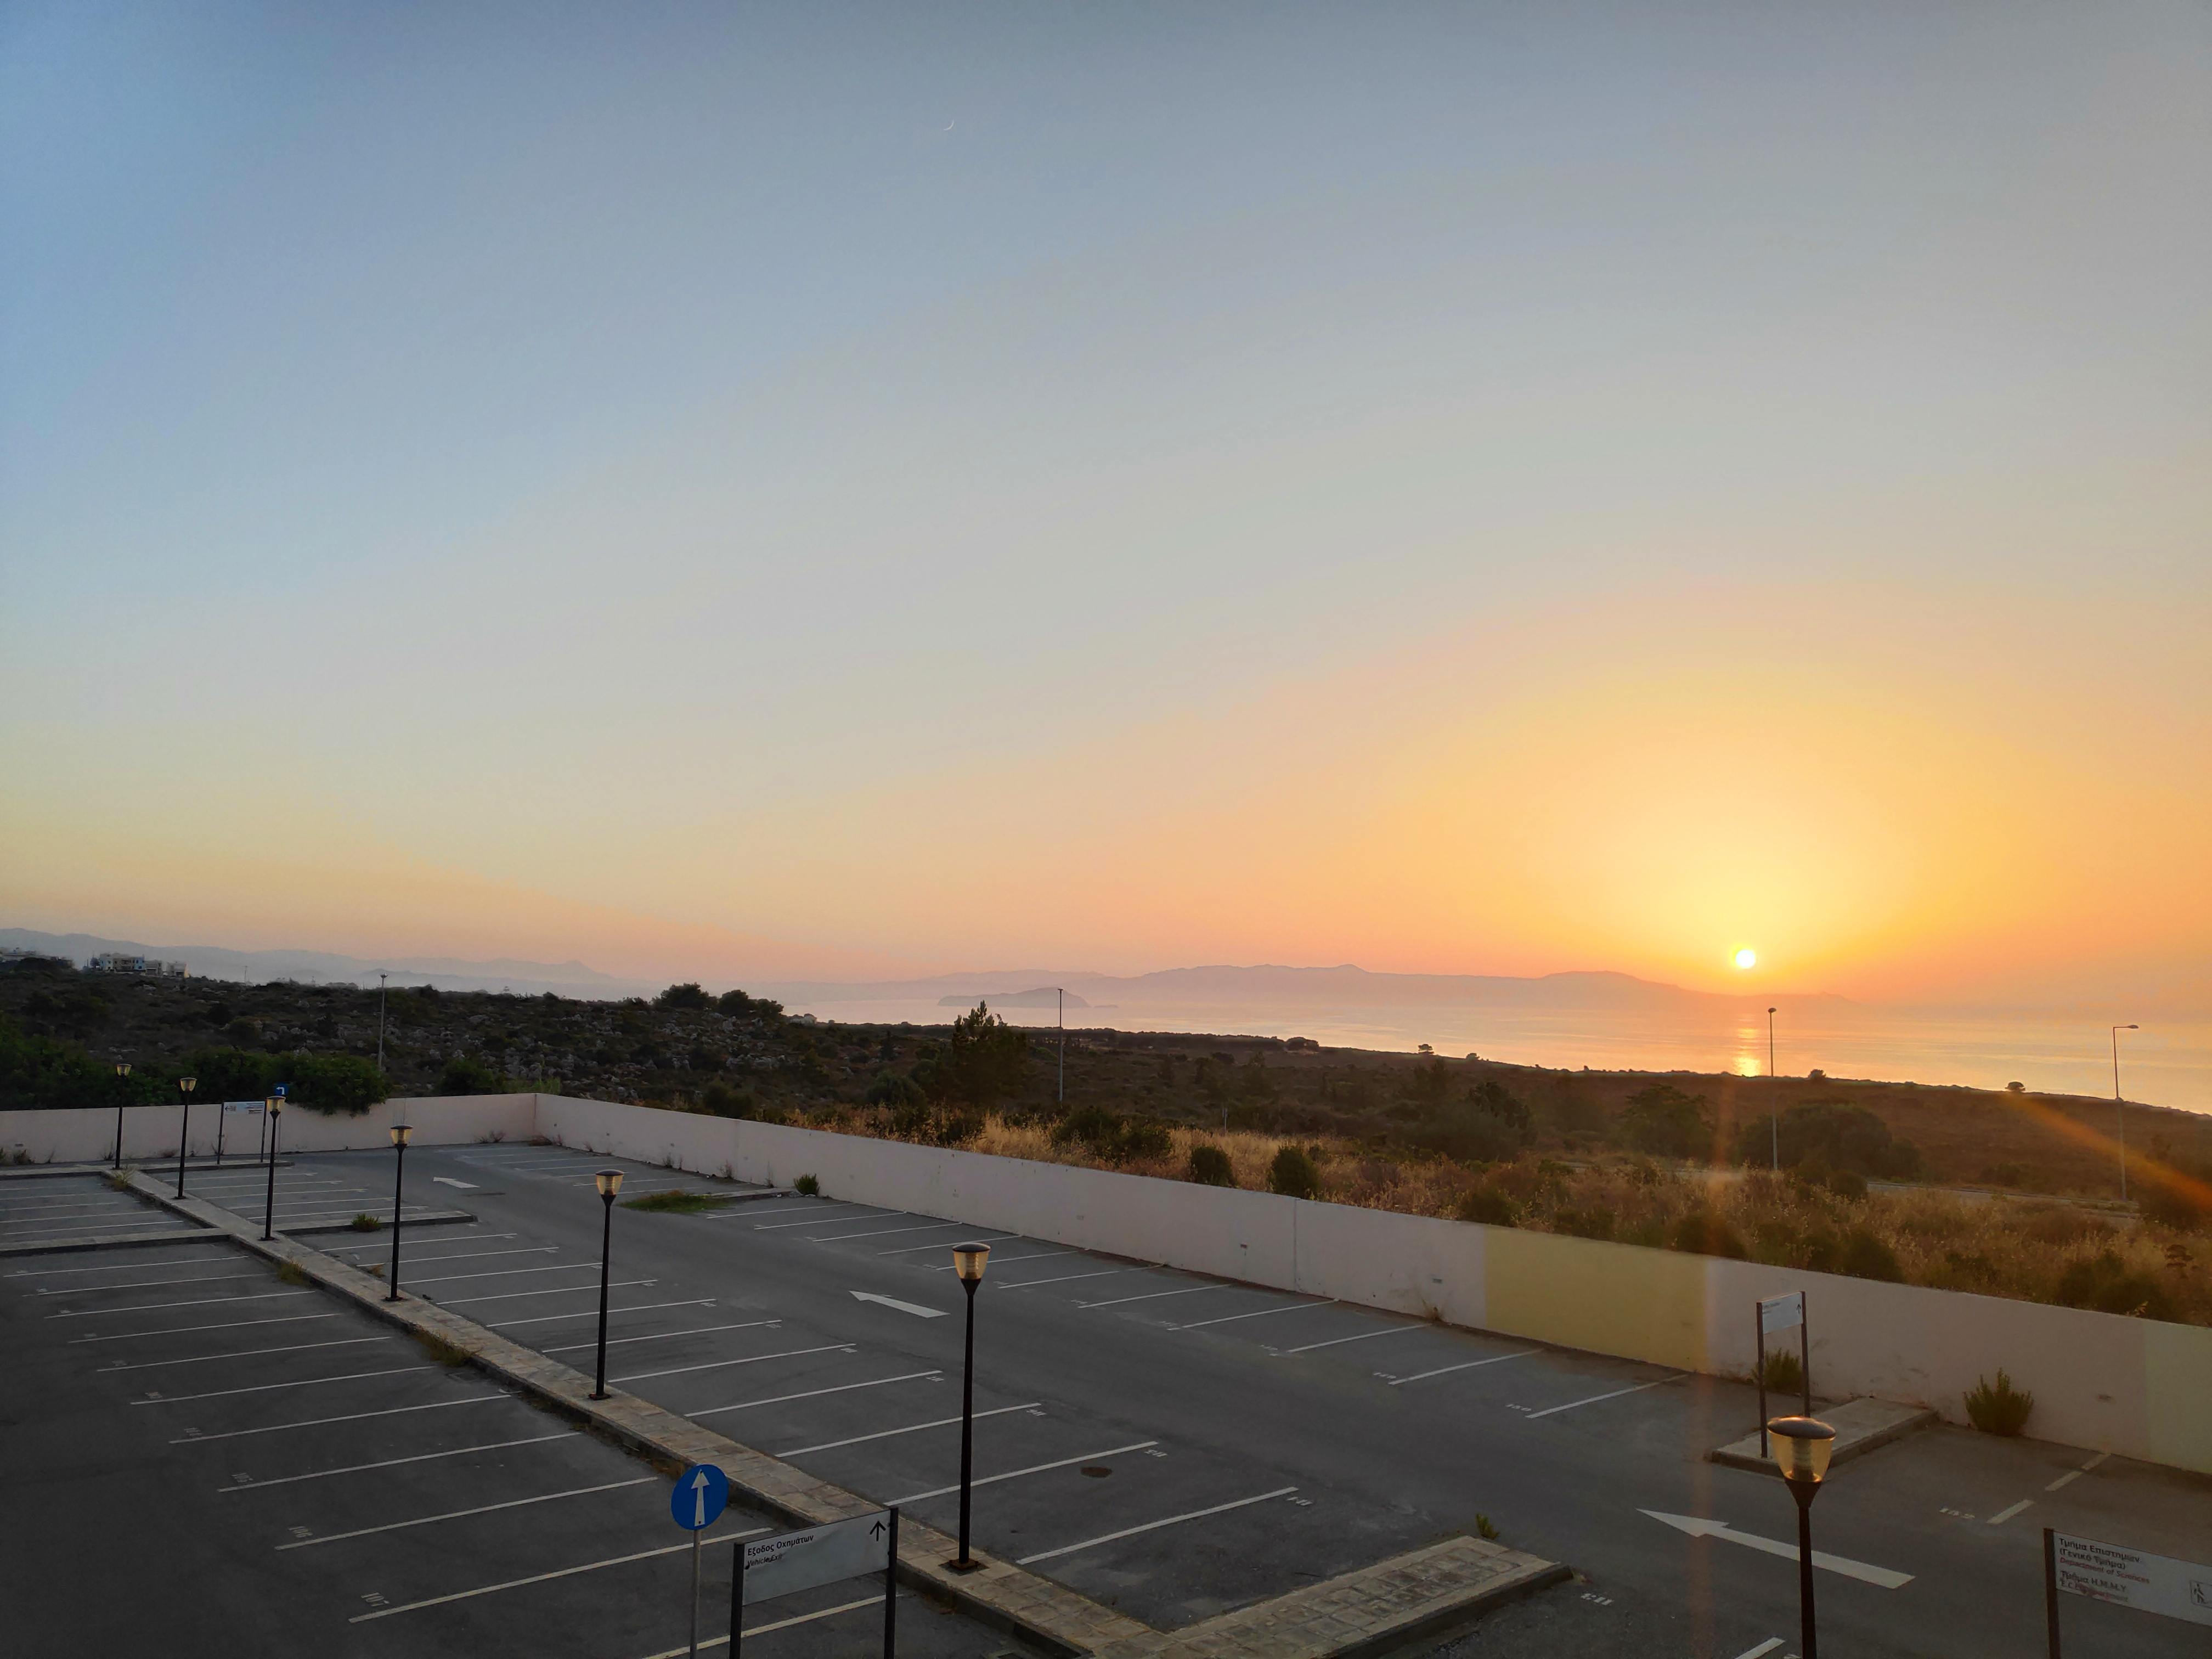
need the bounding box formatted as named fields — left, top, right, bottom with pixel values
left=3, top=2, right=2208, bottom=1009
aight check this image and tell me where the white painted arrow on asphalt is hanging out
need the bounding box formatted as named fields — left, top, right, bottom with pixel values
left=1641, top=1511, right=1914, bottom=1588
left=850, top=1291, right=948, bottom=1319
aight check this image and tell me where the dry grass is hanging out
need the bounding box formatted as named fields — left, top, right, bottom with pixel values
left=808, top=1108, right=2209, bottom=1327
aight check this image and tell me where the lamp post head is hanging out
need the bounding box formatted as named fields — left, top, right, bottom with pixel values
left=114, top=1061, right=132, bottom=1077
left=264, top=1096, right=283, bottom=1116
left=178, top=1076, right=196, bottom=1096
left=595, top=1169, right=624, bottom=1200
left=1767, top=1415, right=1835, bottom=1486
left=952, top=1242, right=992, bottom=1283
left=390, top=1123, right=413, bottom=1148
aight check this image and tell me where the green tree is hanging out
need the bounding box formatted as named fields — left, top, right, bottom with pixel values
left=1617, top=1085, right=1714, bottom=1159
left=654, top=983, right=712, bottom=1011
left=918, top=1002, right=1028, bottom=1109
left=1268, top=1145, right=1323, bottom=1199
left=437, top=1056, right=506, bottom=1096
left=275, top=1052, right=391, bottom=1115
left=1735, top=1100, right=1921, bottom=1178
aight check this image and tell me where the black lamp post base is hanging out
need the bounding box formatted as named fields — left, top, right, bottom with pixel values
left=944, top=1558, right=983, bottom=1575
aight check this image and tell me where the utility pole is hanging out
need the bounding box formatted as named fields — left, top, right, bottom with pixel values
left=1057, top=987, right=1065, bottom=1106
left=2112, top=1024, right=2138, bottom=1202
left=377, top=972, right=389, bottom=1073
left=1768, top=1007, right=1780, bottom=1172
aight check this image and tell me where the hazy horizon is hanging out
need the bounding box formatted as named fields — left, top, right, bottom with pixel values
left=5, top=5, right=2207, bottom=1019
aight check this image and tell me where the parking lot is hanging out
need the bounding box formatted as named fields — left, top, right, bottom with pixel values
left=0, top=1202, right=1036, bottom=1658
left=13, top=1142, right=2203, bottom=1658
left=0, top=1169, right=210, bottom=1248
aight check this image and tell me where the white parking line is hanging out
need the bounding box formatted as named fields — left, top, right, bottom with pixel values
left=134, top=1364, right=434, bottom=1404
left=102, top=1336, right=390, bottom=1370
left=640, top=1592, right=887, bottom=1653
left=611, top=1342, right=855, bottom=1384
left=5, top=1254, right=236, bottom=1276
left=1018, top=1486, right=1300, bottom=1564
left=996, top=1268, right=1128, bottom=1289
left=1523, top=1375, right=1678, bottom=1419
left=730, top=1201, right=869, bottom=1219
left=37, top=1271, right=266, bottom=1294
left=690, top=1370, right=941, bottom=1419
left=328, top=1245, right=544, bottom=1268
left=1277, top=1325, right=1419, bottom=1355
left=1729, top=1641, right=1784, bottom=1659
left=1079, top=1284, right=1233, bottom=1311
left=1988, top=1500, right=2034, bottom=1526
left=71, top=1313, right=340, bottom=1343
left=808, top=1221, right=968, bottom=1243
left=438, top=1278, right=652, bottom=1307
left=406, top=1262, right=602, bottom=1286
left=218, top=1429, right=575, bottom=1491
left=776, top=1402, right=1040, bottom=1458
left=489, top=1298, right=712, bottom=1329
left=348, top=1525, right=771, bottom=1621
left=1387, top=1351, right=1537, bottom=1386
left=279, top=1476, right=658, bottom=1548
left=890, top=1441, right=1160, bottom=1505
left=52, top=1290, right=310, bottom=1317
left=174, top=1394, right=503, bottom=1442
left=1176, top=1298, right=1335, bottom=1330
left=924, top=1250, right=1072, bottom=1271
left=542, top=1319, right=778, bottom=1356
left=754, top=1210, right=902, bottom=1231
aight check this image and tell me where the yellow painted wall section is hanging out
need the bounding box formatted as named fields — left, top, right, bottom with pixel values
left=1483, top=1226, right=1708, bottom=1372
left=2143, top=1319, right=2212, bottom=1477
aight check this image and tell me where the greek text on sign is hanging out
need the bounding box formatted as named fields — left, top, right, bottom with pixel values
left=2055, top=1532, right=2212, bottom=1627
left=1758, top=1292, right=1804, bottom=1330
left=741, top=1511, right=890, bottom=1605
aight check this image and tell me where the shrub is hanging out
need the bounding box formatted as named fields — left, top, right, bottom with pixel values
left=1825, top=1169, right=1867, bottom=1201
left=349, top=1212, right=382, bottom=1232
left=1840, top=1228, right=1905, bottom=1282
left=700, top=1082, right=759, bottom=1120
left=2138, top=1175, right=2209, bottom=1233
left=415, top=1331, right=474, bottom=1368
left=1552, top=1205, right=1616, bottom=1241
left=1474, top=1514, right=1500, bottom=1542
left=935, top=1109, right=986, bottom=1148
left=275, top=1259, right=309, bottom=1286
left=1051, top=1105, right=1124, bottom=1154
left=1618, top=1085, right=1714, bottom=1159
left=1119, top=1118, right=1173, bottom=1162
left=1455, top=1186, right=1516, bottom=1227
left=1756, top=1347, right=1804, bottom=1395
left=1669, top=1209, right=1748, bottom=1259
left=653, top=982, right=712, bottom=1011
left=1268, top=1146, right=1322, bottom=1200
left=2055, top=1250, right=2174, bottom=1319
left=1188, top=1145, right=1235, bottom=1188
left=1964, top=1369, right=2034, bottom=1435
left=1736, top=1099, right=1920, bottom=1179
left=623, top=1189, right=729, bottom=1213
left=793, top=1173, right=820, bottom=1196
left=866, top=1073, right=927, bottom=1110
left=437, top=1056, right=506, bottom=1096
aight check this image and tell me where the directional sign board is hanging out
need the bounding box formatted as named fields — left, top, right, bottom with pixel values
left=672, top=1464, right=729, bottom=1532
left=2055, top=1532, right=2212, bottom=1627
left=1758, top=1291, right=1804, bottom=1330
left=741, top=1511, right=891, bottom=1605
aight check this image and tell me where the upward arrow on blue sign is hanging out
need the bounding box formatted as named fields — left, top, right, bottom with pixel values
left=672, top=1463, right=729, bottom=1531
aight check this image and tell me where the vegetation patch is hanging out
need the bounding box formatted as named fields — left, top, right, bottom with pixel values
left=620, top=1189, right=735, bottom=1214
left=414, top=1330, right=475, bottom=1368
left=1964, top=1368, right=2035, bottom=1435
left=793, top=1173, right=820, bottom=1196
left=349, top=1212, right=382, bottom=1231
left=275, top=1259, right=309, bottom=1286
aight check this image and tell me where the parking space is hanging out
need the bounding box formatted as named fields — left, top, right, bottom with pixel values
left=2, top=1226, right=1037, bottom=1658
left=0, top=1171, right=205, bottom=1247
left=171, top=1159, right=460, bottom=1235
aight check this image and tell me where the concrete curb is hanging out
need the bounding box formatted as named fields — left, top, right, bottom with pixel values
left=0, top=1159, right=289, bottom=1181
left=0, top=1226, right=225, bottom=1257
left=1707, top=1397, right=1940, bottom=1474
left=287, top=1210, right=477, bottom=1235
left=122, top=1171, right=1572, bottom=1657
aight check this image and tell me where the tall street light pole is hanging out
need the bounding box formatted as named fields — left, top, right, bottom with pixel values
left=386, top=1123, right=412, bottom=1300
left=377, top=971, right=389, bottom=1074
left=174, top=1076, right=197, bottom=1197
left=2112, top=1024, right=2138, bottom=1203
left=261, top=1095, right=284, bottom=1240
left=949, top=1242, right=992, bottom=1571
left=1770, top=1415, right=1836, bottom=1658
left=590, top=1170, right=624, bottom=1398
left=111, top=1061, right=132, bottom=1168
left=1768, top=1007, right=1779, bottom=1172
left=1057, top=988, right=1065, bottom=1107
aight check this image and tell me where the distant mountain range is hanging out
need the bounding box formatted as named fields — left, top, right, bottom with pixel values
left=0, top=929, right=638, bottom=997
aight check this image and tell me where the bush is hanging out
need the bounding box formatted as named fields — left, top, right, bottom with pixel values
left=349, top=1213, right=381, bottom=1232
left=1551, top=1205, right=1615, bottom=1241
left=1455, top=1186, right=1516, bottom=1227
left=1756, top=1347, right=1804, bottom=1395
left=276, top=1052, right=391, bottom=1115
left=437, top=1056, right=506, bottom=1097
left=623, top=1189, right=730, bottom=1213
left=1618, top=1085, right=1714, bottom=1159
left=793, top=1173, right=820, bottom=1197
left=1407, top=1098, right=1528, bottom=1165
left=653, top=983, right=712, bottom=1011
left=1052, top=1105, right=1125, bottom=1154
left=1964, top=1369, right=2034, bottom=1435
left=1840, top=1228, right=1905, bottom=1282
left=699, top=1082, right=759, bottom=1120
left=2138, top=1174, right=2209, bottom=1233
left=1119, top=1118, right=1172, bottom=1161
left=1188, top=1145, right=1235, bottom=1188
left=935, top=1109, right=986, bottom=1148
left=1268, top=1146, right=1322, bottom=1200
left=1736, top=1099, right=1921, bottom=1180
left=866, top=1073, right=927, bottom=1110
left=1668, top=1209, right=1748, bottom=1259
left=2055, top=1250, right=2174, bottom=1319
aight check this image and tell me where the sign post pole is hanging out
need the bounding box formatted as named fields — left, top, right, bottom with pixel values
left=668, top=1463, right=728, bottom=1659
left=1755, top=1301, right=1768, bottom=1458
left=730, top=1545, right=745, bottom=1659
left=690, top=1525, right=702, bottom=1659
left=2044, top=1527, right=2062, bottom=1658
left=883, top=1506, right=899, bottom=1659
left=1801, top=1291, right=1813, bottom=1417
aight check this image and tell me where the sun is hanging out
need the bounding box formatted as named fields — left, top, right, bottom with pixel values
left=1734, top=947, right=1758, bottom=970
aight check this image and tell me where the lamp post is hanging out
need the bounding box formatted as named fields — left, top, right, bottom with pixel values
left=949, top=1241, right=992, bottom=1571
left=174, top=1076, right=197, bottom=1197
left=1769, top=1414, right=1836, bottom=1658
left=1056, top=987, right=1065, bottom=1106
left=590, top=1170, right=624, bottom=1398
left=261, top=1095, right=284, bottom=1240
left=111, top=1061, right=133, bottom=1168
left=2111, top=1024, right=2138, bottom=1203
left=386, top=1124, right=412, bottom=1300
left=377, top=970, right=389, bottom=1074
left=1768, top=1007, right=1780, bottom=1172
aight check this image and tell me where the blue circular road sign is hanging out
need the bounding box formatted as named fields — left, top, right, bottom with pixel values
left=672, top=1463, right=729, bottom=1531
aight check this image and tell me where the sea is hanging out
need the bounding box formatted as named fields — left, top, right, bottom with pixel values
left=776, top=997, right=2212, bottom=1115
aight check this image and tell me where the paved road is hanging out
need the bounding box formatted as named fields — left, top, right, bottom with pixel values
left=262, top=1139, right=2207, bottom=1658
